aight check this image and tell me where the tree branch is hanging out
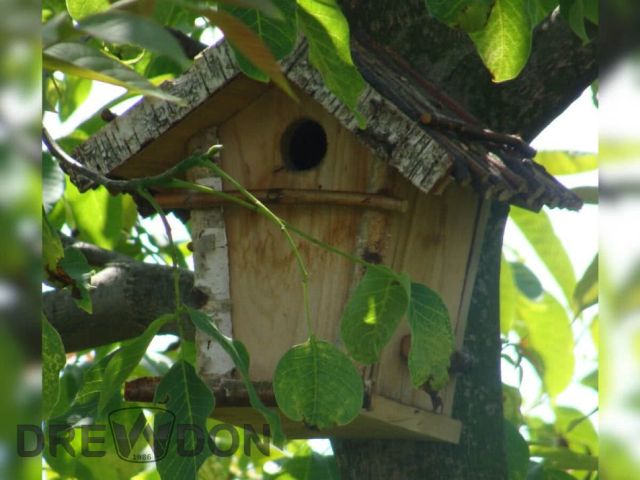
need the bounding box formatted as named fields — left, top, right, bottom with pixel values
left=44, top=260, right=206, bottom=352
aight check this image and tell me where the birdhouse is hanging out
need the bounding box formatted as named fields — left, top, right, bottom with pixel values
left=72, top=40, right=581, bottom=444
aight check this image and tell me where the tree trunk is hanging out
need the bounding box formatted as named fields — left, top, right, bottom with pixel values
left=332, top=201, right=509, bottom=479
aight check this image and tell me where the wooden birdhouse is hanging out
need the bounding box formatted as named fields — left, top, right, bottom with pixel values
left=72, top=40, right=581, bottom=444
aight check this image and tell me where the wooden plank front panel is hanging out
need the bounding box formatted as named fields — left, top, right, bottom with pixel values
left=375, top=178, right=481, bottom=412
left=217, top=86, right=375, bottom=380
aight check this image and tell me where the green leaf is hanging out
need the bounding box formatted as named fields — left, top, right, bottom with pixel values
left=504, top=419, right=529, bottom=480
left=501, top=256, right=517, bottom=333
left=533, top=151, right=598, bottom=176
left=573, top=253, right=598, bottom=314
left=469, top=0, right=532, bottom=82
left=426, top=0, right=494, bottom=32
left=297, top=0, right=366, bottom=125
left=219, top=0, right=285, bottom=19
left=59, top=246, right=94, bottom=313
left=64, top=180, right=130, bottom=249
left=554, top=406, right=599, bottom=455
left=518, top=293, right=574, bottom=397
left=340, top=267, right=410, bottom=364
left=66, top=0, right=111, bottom=20
left=510, top=262, right=543, bottom=299
left=580, top=369, right=598, bottom=391
left=59, top=76, right=93, bottom=121
left=78, top=11, right=190, bottom=69
left=559, top=0, right=589, bottom=42
left=98, top=314, right=173, bottom=415
left=44, top=42, right=184, bottom=103
left=509, top=206, right=576, bottom=305
left=43, top=316, right=67, bottom=419
left=406, top=283, right=454, bottom=390
left=528, top=445, right=598, bottom=471
left=187, top=306, right=285, bottom=446
left=154, top=360, right=215, bottom=479
left=198, top=8, right=297, bottom=99
left=220, top=0, right=297, bottom=82
left=502, top=384, right=523, bottom=426
left=43, top=214, right=64, bottom=273
left=274, top=452, right=340, bottom=479
left=526, top=0, right=558, bottom=26
left=273, top=336, right=363, bottom=429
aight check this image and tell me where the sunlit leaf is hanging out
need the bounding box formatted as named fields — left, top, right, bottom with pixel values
left=273, top=336, right=363, bottom=429
left=59, top=76, right=93, bottom=121
left=198, top=8, right=296, bottom=99
left=528, top=445, right=598, bottom=471
left=533, top=151, right=598, bottom=176
left=78, top=10, right=190, bottom=69
left=98, top=314, right=173, bottom=415
left=297, top=0, right=366, bottom=125
left=406, top=283, right=454, bottom=390
left=469, top=0, right=532, bottom=82
left=573, top=253, right=598, bottom=315
left=43, top=214, right=64, bottom=273
left=66, top=0, right=111, bottom=20
left=43, top=316, right=67, bottom=419
left=154, top=360, right=214, bottom=479
left=220, top=0, right=296, bottom=82
left=555, top=406, right=599, bottom=455
left=340, top=267, right=410, bottom=364
left=44, top=42, right=184, bottom=103
left=518, top=293, right=574, bottom=397
left=509, top=206, right=576, bottom=305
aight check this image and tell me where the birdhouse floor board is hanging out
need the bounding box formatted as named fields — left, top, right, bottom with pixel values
left=212, top=395, right=461, bottom=442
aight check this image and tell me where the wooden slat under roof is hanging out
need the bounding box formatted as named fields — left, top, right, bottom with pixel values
left=72, top=39, right=582, bottom=211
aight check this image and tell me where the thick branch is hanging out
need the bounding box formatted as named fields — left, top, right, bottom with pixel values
left=60, top=234, right=134, bottom=266
left=43, top=261, right=205, bottom=352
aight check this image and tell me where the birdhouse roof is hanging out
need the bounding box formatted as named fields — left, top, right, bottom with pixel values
left=72, top=39, right=582, bottom=211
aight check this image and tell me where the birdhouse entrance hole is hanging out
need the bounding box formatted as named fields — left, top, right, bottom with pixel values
left=280, top=118, right=327, bottom=171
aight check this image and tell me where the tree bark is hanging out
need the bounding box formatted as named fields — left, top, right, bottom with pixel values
left=43, top=261, right=203, bottom=352
left=332, top=201, right=509, bottom=479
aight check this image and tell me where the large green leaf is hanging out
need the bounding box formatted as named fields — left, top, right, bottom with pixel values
left=44, top=42, right=184, bottom=103
left=518, top=293, right=574, bottom=397
left=559, top=0, right=591, bottom=42
left=43, top=214, right=64, bottom=273
left=509, top=206, right=576, bottom=305
left=534, top=151, right=598, bottom=176
left=66, top=0, right=110, bottom=20
left=426, top=0, right=494, bottom=32
left=64, top=180, right=136, bottom=249
left=340, top=267, right=410, bottom=364
left=573, top=253, right=598, bottom=315
left=154, top=360, right=215, bottom=480
left=273, top=337, right=363, bottom=429
left=500, top=256, right=517, bottom=333
left=406, top=283, right=454, bottom=390
left=297, top=0, right=366, bottom=125
left=78, top=10, right=190, bottom=69
left=504, top=419, right=530, bottom=480
left=469, top=0, right=532, bottom=82
left=43, top=316, right=67, bottom=420
left=221, top=0, right=297, bottom=82
left=98, top=314, right=173, bottom=415
left=187, top=306, right=285, bottom=446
